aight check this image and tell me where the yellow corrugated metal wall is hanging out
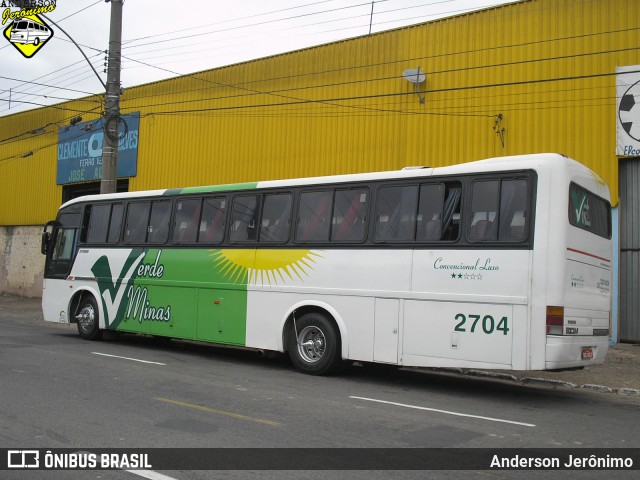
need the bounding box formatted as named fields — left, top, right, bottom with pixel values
left=1, top=0, right=638, bottom=224
left=0, top=100, right=102, bottom=224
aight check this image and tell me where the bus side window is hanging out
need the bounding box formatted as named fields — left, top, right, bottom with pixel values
left=198, top=197, right=227, bottom=244
left=469, top=180, right=499, bottom=241
left=173, top=198, right=202, bottom=243
left=260, top=193, right=292, bottom=243
left=107, top=204, right=124, bottom=243
left=296, top=191, right=332, bottom=242
left=229, top=195, right=258, bottom=242
left=147, top=201, right=172, bottom=244
left=331, top=188, right=368, bottom=242
left=124, top=202, right=151, bottom=243
left=469, top=178, right=529, bottom=243
left=85, top=203, right=123, bottom=244
left=86, top=204, right=111, bottom=243
left=499, top=179, right=528, bottom=242
left=416, top=183, right=445, bottom=241
left=374, top=185, right=418, bottom=242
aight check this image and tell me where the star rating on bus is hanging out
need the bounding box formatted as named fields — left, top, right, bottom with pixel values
left=450, top=273, right=484, bottom=280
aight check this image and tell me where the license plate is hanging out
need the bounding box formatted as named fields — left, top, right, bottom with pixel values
left=581, top=347, right=594, bottom=360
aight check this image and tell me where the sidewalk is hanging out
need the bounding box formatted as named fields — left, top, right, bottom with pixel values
left=2, top=293, right=639, bottom=394
left=425, top=343, right=640, bottom=395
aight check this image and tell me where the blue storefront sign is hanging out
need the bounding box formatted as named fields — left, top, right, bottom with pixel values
left=57, top=112, right=139, bottom=185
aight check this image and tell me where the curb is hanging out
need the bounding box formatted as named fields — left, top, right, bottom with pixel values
left=580, top=384, right=614, bottom=393
left=522, top=377, right=577, bottom=389
left=616, top=388, right=640, bottom=395
left=410, top=367, right=640, bottom=395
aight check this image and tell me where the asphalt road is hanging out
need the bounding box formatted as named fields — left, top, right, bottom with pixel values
left=1, top=312, right=639, bottom=480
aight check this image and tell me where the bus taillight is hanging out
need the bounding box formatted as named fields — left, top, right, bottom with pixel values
left=546, top=306, right=564, bottom=335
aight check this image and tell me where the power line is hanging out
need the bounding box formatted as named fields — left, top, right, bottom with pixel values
left=0, top=104, right=103, bottom=149
left=0, top=0, right=576, bottom=112
left=121, top=1, right=391, bottom=51
left=0, top=76, right=98, bottom=96
left=120, top=23, right=639, bottom=105
left=0, top=0, right=103, bottom=88
left=118, top=43, right=638, bottom=114
left=0, top=89, right=101, bottom=104
left=56, top=0, right=103, bottom=22
left=122, top=0, right=339, bottom=45
left=114, top=0, right=591, bottom=93
left=132, top=68, right=639, bottom=118
left=0, top=0, right=621, bottom=116
left=0, top=0, right=410, bottom=113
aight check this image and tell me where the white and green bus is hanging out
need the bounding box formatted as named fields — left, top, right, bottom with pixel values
left=41, top=153, right=612, bottom=375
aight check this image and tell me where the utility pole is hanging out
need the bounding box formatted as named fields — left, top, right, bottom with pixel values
left=100, top=0, right=124, bottom=194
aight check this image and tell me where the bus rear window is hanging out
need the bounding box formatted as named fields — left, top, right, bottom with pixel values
left=569, top=182, right=611, bottom=239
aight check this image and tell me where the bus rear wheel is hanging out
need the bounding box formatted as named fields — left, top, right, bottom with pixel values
left=288, top=313, right=341, bottom=375
left=76, top=296, right=102, bottom=340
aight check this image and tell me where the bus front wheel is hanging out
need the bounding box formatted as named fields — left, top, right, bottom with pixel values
left=76, top=296, right=102, bottom=340
left=288, top=313, right=341, bottom=375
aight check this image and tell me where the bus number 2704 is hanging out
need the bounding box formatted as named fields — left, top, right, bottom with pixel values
left=454, top=314, right=510, bottom=335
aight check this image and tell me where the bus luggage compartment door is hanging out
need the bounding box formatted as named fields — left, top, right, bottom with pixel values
left=403, top=300, right=513, bottom=368
left=373, top=298, right=399, bottom=364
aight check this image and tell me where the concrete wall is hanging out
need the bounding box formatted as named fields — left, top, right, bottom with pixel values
left=0, top=226, right=44, bottom=298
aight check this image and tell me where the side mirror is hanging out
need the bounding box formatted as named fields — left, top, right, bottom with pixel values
left=41, top=220, right=57, bottom=255
left=41, top=232, right=50, bottom=255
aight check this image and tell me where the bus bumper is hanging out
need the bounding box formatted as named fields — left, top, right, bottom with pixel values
left=42, top=279, right=73, bottom=324
left=545, top=335, right=609, bottom=370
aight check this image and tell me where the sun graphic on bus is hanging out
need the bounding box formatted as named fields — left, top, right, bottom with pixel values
left=210, top=249, right=322, bottom=285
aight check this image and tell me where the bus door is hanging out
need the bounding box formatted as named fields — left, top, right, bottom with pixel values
left=43, top=211, right=82, bottom=278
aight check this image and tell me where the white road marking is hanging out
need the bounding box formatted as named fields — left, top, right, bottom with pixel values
left=91, top=352, right=167, bottom=365
left=349, top=396, right=536, bottom=427
left=127, top=470, right=180, bottom=480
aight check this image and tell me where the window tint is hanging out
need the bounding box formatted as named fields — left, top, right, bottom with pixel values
left=51, top=229, right=76, bottom=261
left=374, top=185, right=418, bottom=242
left=173, top=198, right=201, bottom=243
left=569, top=182, right=611, bottom=238
left=260, top=193, right=292, bottom=242
left=331, top=188, right=369, bottom=242
left=230, top=195, right=258, bottom=242
left=199, top=197, right=227, bottom=244
left=416, top=184, right=446, bottom=241
left=296, top=191, right=332, bottom=242
left=147, top=201, right=171, bottom=243
left=499, top=179, right=528, bottom=242
left=86, top=204, right=110, bottom=243
left=124, top=201, right=171, bottom=244
left=469, top=178, right=529, bottom=242
left=59, top=212, right=81, bottom=227
left=107, top=204, right=123, bottom=243
left=469, top=180, right=499, bottom=241
left=124, top=202, right=150, bottom=243
left=84, top=204, right=123, bottom=244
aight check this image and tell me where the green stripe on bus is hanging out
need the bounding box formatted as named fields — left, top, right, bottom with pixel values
left=164, top=182, right=258, bottom=196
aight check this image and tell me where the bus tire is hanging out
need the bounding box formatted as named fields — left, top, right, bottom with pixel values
left=33, top=38, right=40, bottom=46
left=76, top=296, right=102, bottom=340
left=288, top=312, right=341, bottom=375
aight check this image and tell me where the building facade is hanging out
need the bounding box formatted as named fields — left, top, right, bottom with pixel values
left=1, top=0, right=639, bottom=340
